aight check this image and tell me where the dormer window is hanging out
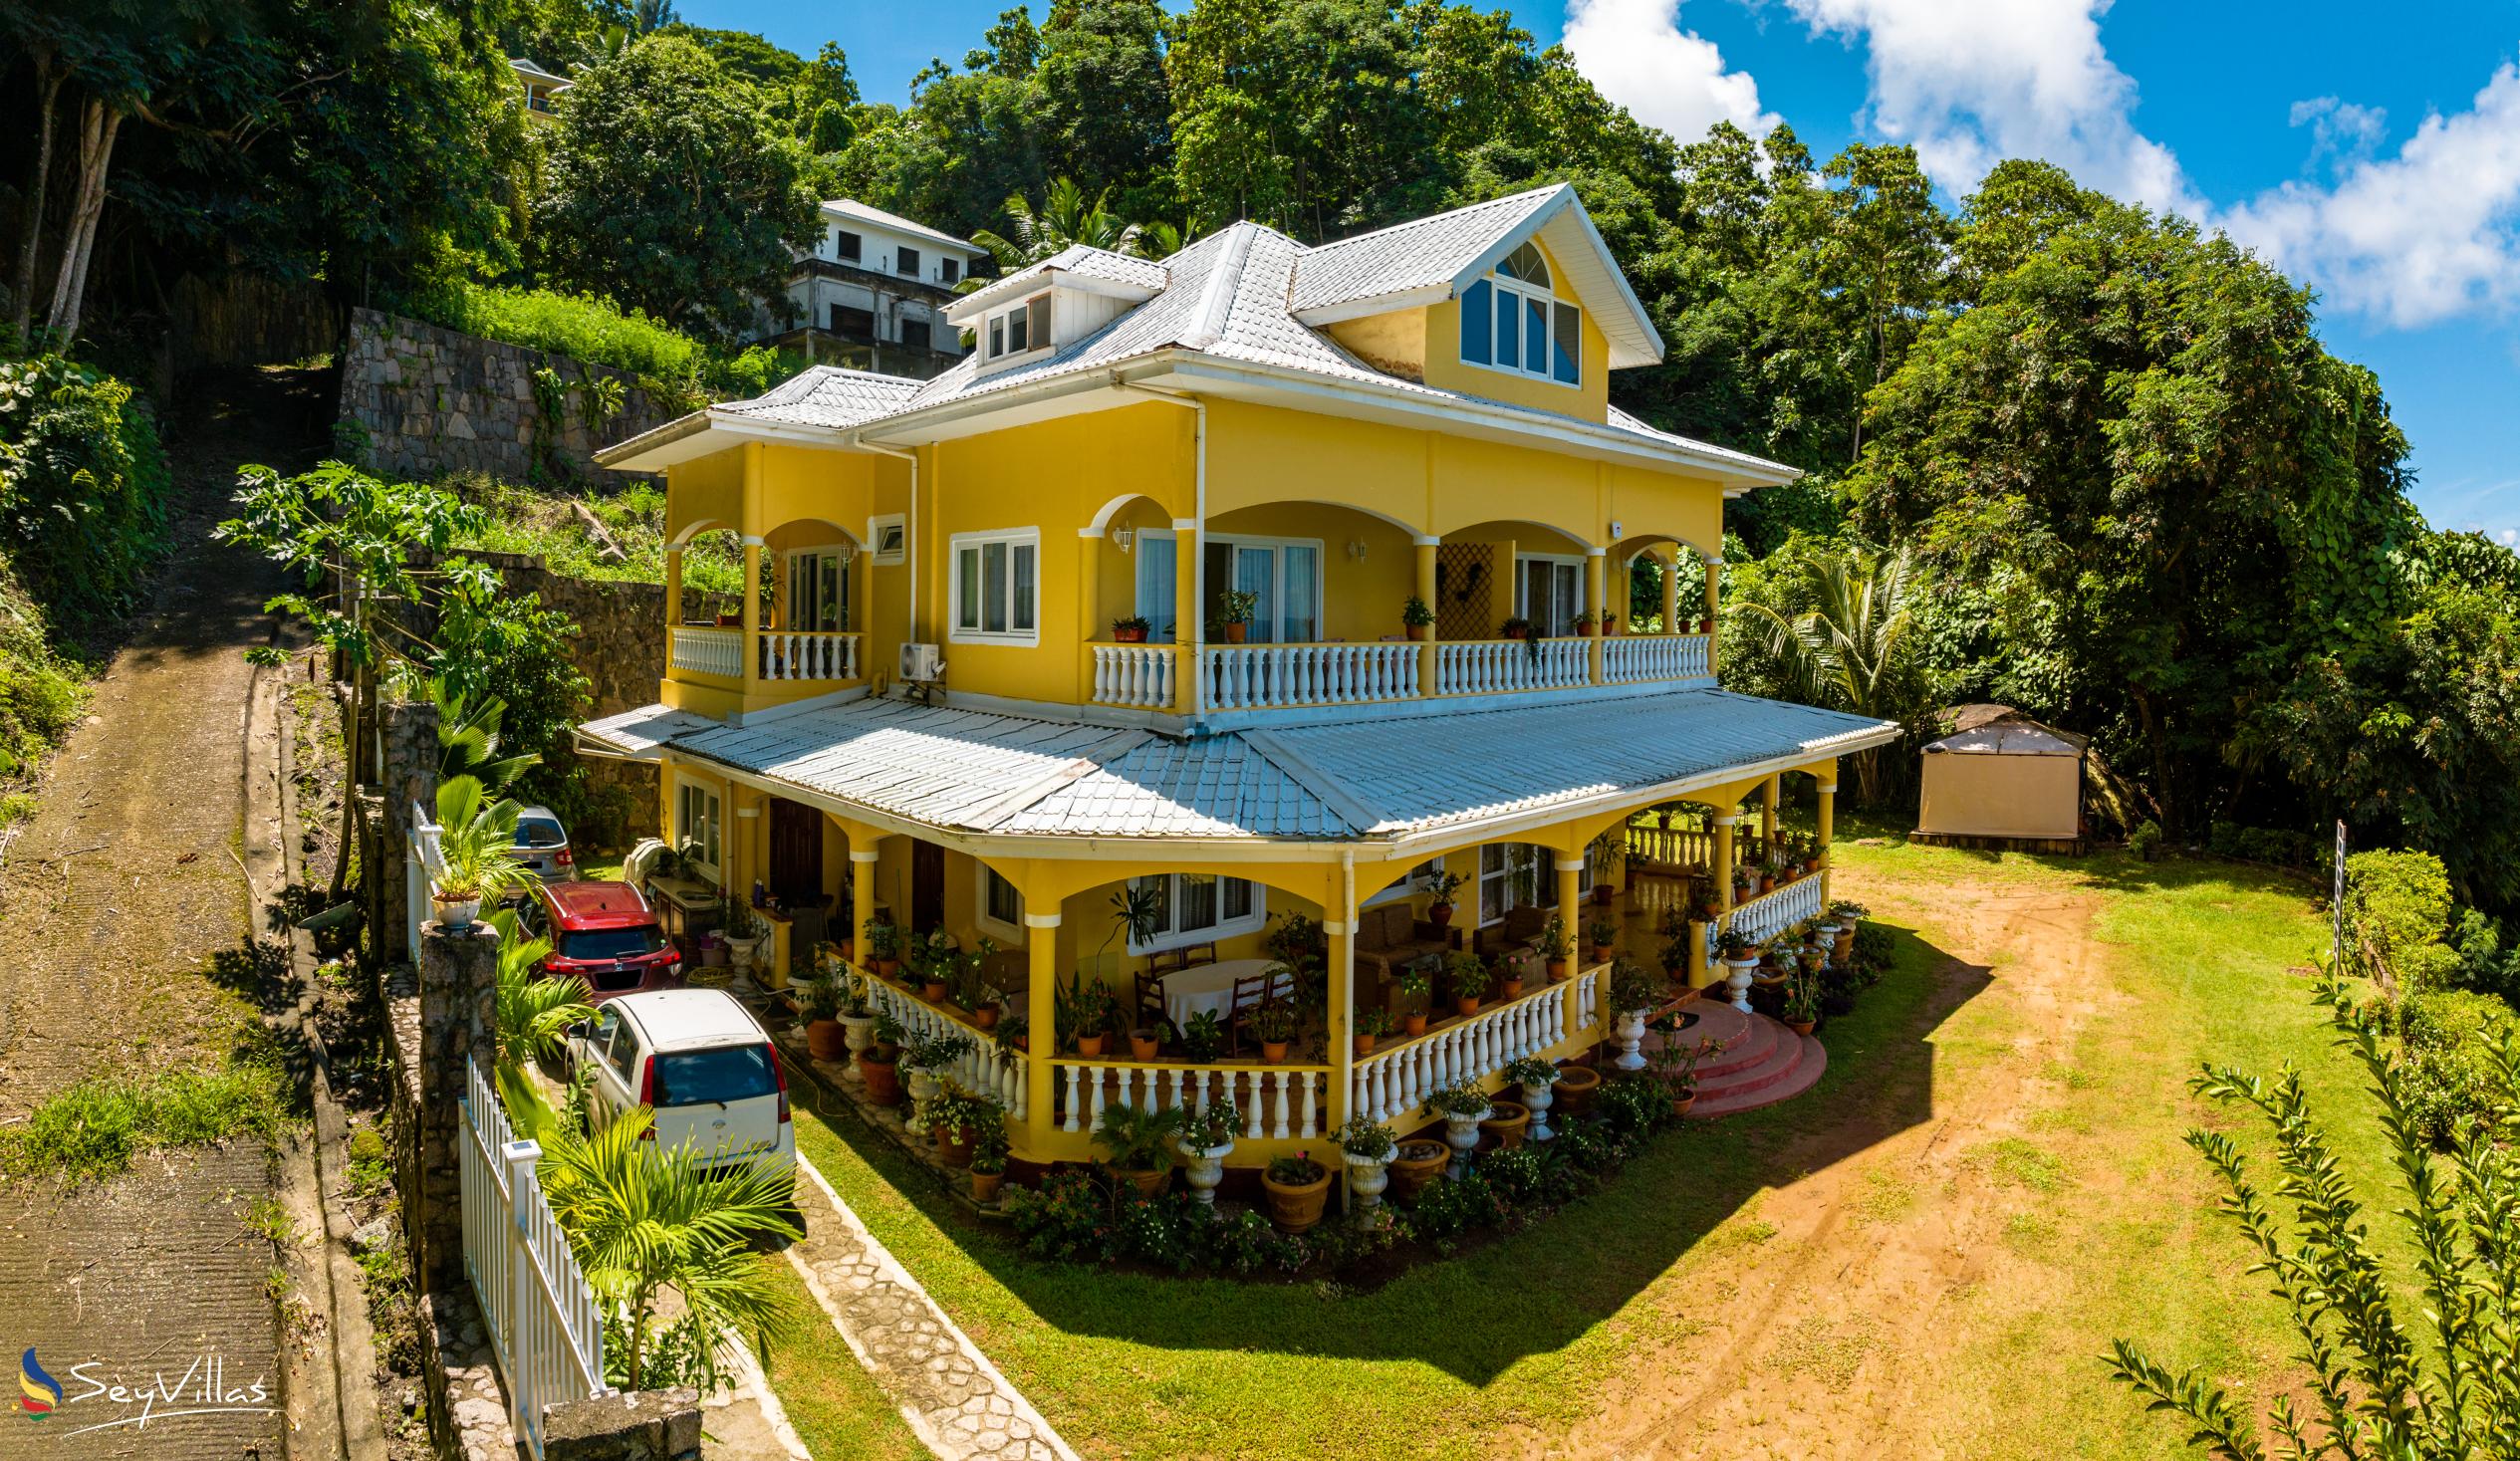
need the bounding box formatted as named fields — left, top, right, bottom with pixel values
left=1461, top=242, right=1580, bottom=386
left=985, top=294, right=1051, bottom=362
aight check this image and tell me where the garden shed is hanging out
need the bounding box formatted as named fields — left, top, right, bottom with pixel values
left=1912, top=704, right=2088, bottom=852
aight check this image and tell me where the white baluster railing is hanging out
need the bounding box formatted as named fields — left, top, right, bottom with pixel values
left=1602, top=633, right=1711, bottom=683
left=668, top=625, right=741, bottom=677
left=859, top=973, right=1026, bottom=1119
left=1051, top=1061, right=1327, bottom=1140
left=1199, top=641, right=1418, bottom=710
left=1723, top=872, right=1825, bottom=948
left=1090, top=643, right=1178, bottom=709
left=1627, top=822, right=1717, bottom=868
left=759, top=630, right=862, bottom=682
left=1349, top=974, right=1603, bottom=1126
left=1435, top=637, right=1592, bottom=696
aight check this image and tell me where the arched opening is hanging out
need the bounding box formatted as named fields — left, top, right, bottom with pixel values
left=1202, top=500, right=1421, bottom=645
left=1439, top=517, right=1595, bottom=640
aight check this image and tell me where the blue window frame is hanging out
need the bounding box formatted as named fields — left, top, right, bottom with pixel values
left=1461, top=280, right=1492, bottom=364
left=1458, top=254, right=1579, bottom=387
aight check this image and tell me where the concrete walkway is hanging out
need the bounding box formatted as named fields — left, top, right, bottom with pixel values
left=784, top=1156, right=1076, bottom=1461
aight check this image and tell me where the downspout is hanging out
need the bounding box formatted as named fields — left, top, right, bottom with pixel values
left=1109, top=373, right=1205, bottom=716
left=1337, top=848, right=1357, bottom=1216
left=853, top=433, right=920, bottom=651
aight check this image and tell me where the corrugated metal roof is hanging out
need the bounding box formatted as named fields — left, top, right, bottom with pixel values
left=949, top=245, right=1169, bottom=319
left=593, top=689, right=1897, bottom=846
left=578, top=703, right=720, bottom=759
left=1287, top=187, right=1561, bottom=315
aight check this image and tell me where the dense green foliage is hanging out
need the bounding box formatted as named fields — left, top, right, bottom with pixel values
left=0, top=354, right=170, bottom=624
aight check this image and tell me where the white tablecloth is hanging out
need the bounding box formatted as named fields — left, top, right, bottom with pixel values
left=1159, top=958, right=1289, bottom=1030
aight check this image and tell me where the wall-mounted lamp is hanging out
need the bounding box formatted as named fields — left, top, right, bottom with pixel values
left=1609, top=520, right=1625, bottom=542
left=1346, top=539, right=1368, bottom=562
left=1113, top=529, right=1136, bottom=554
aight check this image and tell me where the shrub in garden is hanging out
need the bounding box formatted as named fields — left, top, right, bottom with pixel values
left=1597, top=1074, right=1667, bottom=1137
left=1408, top=1167, right=1505, bottom=1244
left=1005, top=1169, right=1113, bottom=1263
left=2394, top=988, right=2515, bottom=1148
left=0, top=354, right=170, bottom=625
left=2128, top=819, right=2163, bottom=861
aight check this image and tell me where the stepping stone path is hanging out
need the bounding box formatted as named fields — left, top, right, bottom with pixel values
left=785, top=1156, right=1077, bottom=1461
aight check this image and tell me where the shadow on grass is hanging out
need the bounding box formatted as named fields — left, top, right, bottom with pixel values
left=784, top=915, right=1992, bottom=1386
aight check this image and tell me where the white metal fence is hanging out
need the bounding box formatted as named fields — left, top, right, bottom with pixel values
left=461, top=1053, right=613, bottom=1457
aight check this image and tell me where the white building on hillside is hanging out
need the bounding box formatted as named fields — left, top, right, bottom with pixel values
left=752, top=199, right=993, bottom=378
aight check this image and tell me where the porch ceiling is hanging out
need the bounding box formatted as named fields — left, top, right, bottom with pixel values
left=579, top=690, right=1896, bottom=854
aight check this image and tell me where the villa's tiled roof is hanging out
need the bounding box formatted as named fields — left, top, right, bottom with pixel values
left=952, top=245, right=1170, bottom=316
left=580, top=689, right=1897, bottom=847
left=1286, top=186, right=1561, bottom=315
left=713, top=367, right=919, bottom=432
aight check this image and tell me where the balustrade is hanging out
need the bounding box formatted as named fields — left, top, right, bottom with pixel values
left=1435, top=637, right=1591, bottom=696
left=1602, top=633, right=1710, bottom=683
left=1628, top=822, right=1716, bottom=869
left=858, top=973, right=1026, bottom=1119
left=1349, top=969, right=1602, bottom=1126
left=1089, top=643, right=1178, bottom=709
left=1200, top=641, right=1418, bottom=711
left=1052, top=1060, right=1327, bottom=1141
left=667, top=625, right=741, bottom=677
left=759, top=630, right=862, bottom=682
left=1723, top=873, right=1825, bottom=948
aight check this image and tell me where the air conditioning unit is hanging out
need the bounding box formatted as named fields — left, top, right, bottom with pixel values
left=897, top=642, right=944, bottom=683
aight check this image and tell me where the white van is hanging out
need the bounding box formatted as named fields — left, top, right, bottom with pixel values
left=569, top=989, right=796, bottom=1179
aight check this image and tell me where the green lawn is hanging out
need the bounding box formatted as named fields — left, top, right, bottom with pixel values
left=771, top=833, right=2391, bottom=1460
left=756, top=1257, right=929, bottom=1461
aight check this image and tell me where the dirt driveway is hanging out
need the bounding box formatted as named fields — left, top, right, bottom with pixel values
left=0, top=368, right=322, bottom=1459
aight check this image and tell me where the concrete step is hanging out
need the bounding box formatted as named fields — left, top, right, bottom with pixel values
left=1689, top=1032, right=1827, bottom=1118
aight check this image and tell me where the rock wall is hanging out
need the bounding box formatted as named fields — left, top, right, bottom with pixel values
left=338, top=307, right=681, bottom=484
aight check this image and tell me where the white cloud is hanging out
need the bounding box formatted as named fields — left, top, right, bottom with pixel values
left=2223, top=65, right=2520, bottom=329
left=1779, top=0, right=2198, bottom=214
left=2290, top=96, right=2389, bottom=165
left=1562, top=0, right=1778, bottom=145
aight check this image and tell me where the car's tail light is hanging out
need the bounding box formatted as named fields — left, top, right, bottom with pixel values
left=767, top=1044, right=791, bottom=1125
left=637, top=1055, right=657, bottom=1134
left=556, top=847, right=574, bottom=867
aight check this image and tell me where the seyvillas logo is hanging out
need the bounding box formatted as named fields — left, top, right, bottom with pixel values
left=15, top=1348, right=62, bottom=1418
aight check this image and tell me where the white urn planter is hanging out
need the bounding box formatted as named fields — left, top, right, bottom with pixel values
left=904, top=1067, right=939, bottom=1141
left=1521, top=1079, right=1558, bottom=1141
left=725, top=934, right=766, bottom=973
left=1723, top=955, right=1761, bottom=1012
left=430, top=891, right=481, bottom=930
left=1441, top=1106, right=1491, bottom=1180
left=1612, top=1009, right=1650, bottom=1072
left=1345, top=1151, right=1392, bottom=1209
left=838, top=1011, right=878, bottom=1062
left=1179, top=1138, right=1234, bottom=1206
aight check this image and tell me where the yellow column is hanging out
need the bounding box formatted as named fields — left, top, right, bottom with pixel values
left=1078, top=529, right=1103, bottom=702
left=1661, top=552, right=1679, bottom=634
left=1817, top=778, right=1837, bottom=904
left=1557, top=852, right=1586, bottom=1032
left=1326, top=912, right=1354, bottom=1133
left=1712, top=813, right=1737, bottom=913
left=662, top=544, right=684, bottom=682
left=1414, top=537, right=1439, bottom=698
left=850, top=846, right=880, bottom=964
left=1173, top=519, right=1200, bottom=716
left=1703, top=558, right=1722, bottom=675
left=740, top=535, right=763, bottom=696
left=1025, top=910, right=1061, bottom=1142
left=1586, top=549, right=1607, bottom=684
left=1762, top=775, right=1780, bottom=865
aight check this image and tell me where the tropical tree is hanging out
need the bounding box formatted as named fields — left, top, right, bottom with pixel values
left=1733, top=540, right=1932, bottom=803
left=540, top=1109, right=798, bottom=1389
left=2106, top=976, right=2520, bottom=1458
left=433, top=681, right=539, bottom=790
left=486, top=907, right=586, bottom=1078
left=968, top=177, right=1147, bottom=272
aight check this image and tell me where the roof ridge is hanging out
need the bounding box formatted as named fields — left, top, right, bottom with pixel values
left=1183, top=222, right=1258, bottom=351
left=1297, top=184, right=1564, bottom=256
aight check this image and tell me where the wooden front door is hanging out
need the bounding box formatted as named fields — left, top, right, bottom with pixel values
left=768, top=798, right=822, bottom=904
left=910, top=841, right=945, bottom=934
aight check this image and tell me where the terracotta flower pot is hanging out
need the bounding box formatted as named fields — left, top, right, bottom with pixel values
left=1260, top=1161, right=1334, bottom=1233
left=1261, top=1039, right=1290, bottom=1064
left=1076, top=1033, right=1108, bottom=1059
left=806, top=1019, right=847, bottom=1062
left=1224, top=621, right=1249, bottom=644
left=921, top=979, right=948, bottom=1004
left=1403, top=1011, right=1428, bottom=1037
left=1453, top=996, right=1481, bottom=1018
left=974, top=1002, right=1001, bottom=1030
left=937, top=1122, right=976, bottom=1167
left=971, top=1170, right=1005, bottom=1203
left=874, top=957, right=898, bottom=977
left=1554, top=1065, right=1603, bottom=1115
left=1496, top=977, right=1523, bottom=1000
left=1387, top=1140, right=1450, bottom=1201
left=1481, top=1101, right=1532, bottom=1150
left=1759, top=874, right=1775, bottom=895
left=1354, top=1033, right=1378, bottom=1057
left=1112, top=1164, right=1168, bottom=1200
left=1114, top=626, right=1146, bottom=643
left=1788, top=1018, right=1816, bottom=1037
left=859, top=1052, right=902, bottom=1106
left=1406, top=623, right=1429, bottom=641
left=1590, top=943, right=1614, bottom=963
left=1131, top=1031, right=1161, bottom=1063
left=1669, top=1092, right=1696, bottom=1119
left=1834, top=930, right=1856, bottom=960
left=1547, top=958, right=1569, bottom=982
left=1502, top=628, right=1528, bottom=641
left=1429, top=902, right=1454, bottom=929
left=1593, top=884, right=1615, bottom=906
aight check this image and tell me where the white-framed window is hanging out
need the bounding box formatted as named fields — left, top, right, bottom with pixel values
left=1134, top=529, right=1179, bottom=641
left=868, top=514, right=906, bottom=566
left=1129, top=872, right=1264, bottom=954
left=977, top=864, right=1024, bottom=940
left=674, top=780, right=722, bottom=876
left=984, top=294, right=1051, bottom=362
left=1364, top=857, right=1443, bottom=908
left=1517, top=554, right=1585, bottom=637
left=1478, top=844, right=1588, bottom=926
left=1201, top=534, right=1323, bottom=642
left=950, top=528, right=1040, bottom=644
left=1459, top=242, right=1581, bottom=386
left=786, top=544, right=852, bottom=632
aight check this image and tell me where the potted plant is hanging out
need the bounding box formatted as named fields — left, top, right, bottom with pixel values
left=1261, top=1151, right=1334, bottom=1233
left=838, top=985, right=878, bottom=1060
left=1400, top=594, right=1435, bottom=641
left=1554, top=1063, right=1603, bottom=1116
left=1249, top=996, right=1297, bottom=1063
left=1781, top=972, right=1820, bottom=1036
left=1354, top=1006, right=1393, bottom=1056
left=1499, top=616, right=1532, bottom=641
left=1093, top=1102, right=1184, bottom=1199
left=1601, top=611, right=1623, bottom=635
left=1540, top=913, right=1571, bottom=981
left=902, top=1032, right=977, bottom=1136
left=860, top=1013, right=905, bottom=1106
left=863, top=919, right=904, bottom=977
left=1828, top=900, right=1867, bottom=960
left=1715, top=927, right=1762, bottom=1010
left=1216, top=588, right=1260, bottom=644
left=1129, top=1020, right=1163, bottom=1063
left=1176, top=1100, right=1242, bottom=1207
left=1178, top=1010, right=1225, bottom=1063
left=1111, top=613, right=1152, bottom=644
left=1607, top=958, right=1662, bottom=1072
left=926, top=1085, right=1001, bottom=1168
left=1503, top=1056, right=1560, bottom=1141
left=1335, top=1117, right=1398, bottom=1209
left=1494, top=955, right=1525, bottom=1001
left=802, top=966, right=849, bottom=1062
left=1423, top=1083, right=1494, bottom=1179
left=1648, top=1021, right=1711, bottom=1117
left=1397, top=962, right=1435, bottom=1037
left=1055, top=970, right=1111, bottom=1058
left=1388, top=1137, right=1451, bottom=1201
left=1425, top=869, right=1467, bottom=929
left=1572, top=609, right=1598, bottom=636
left=428, top=775, right=530, bottom=929
left=907, top=928, right=957, bottom=1004
left=992, top=1014, right=1029, bottom=1061
left=1443, top=951, right=1488, bottom=1018
left=1587, top=914, right=1619, bottom=964
left=1480, top=1099, right=1532, bottom=1150
left=969, top=1121, right=1010, bottom=1204
left=1588, top=831, right=1626, bottom=904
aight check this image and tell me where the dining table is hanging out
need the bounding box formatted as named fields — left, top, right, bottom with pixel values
left=1157, top=957, right=1290, bottom=1031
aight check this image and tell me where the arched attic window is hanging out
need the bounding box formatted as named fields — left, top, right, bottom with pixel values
left=1461, top=241, right=1580, bottom=386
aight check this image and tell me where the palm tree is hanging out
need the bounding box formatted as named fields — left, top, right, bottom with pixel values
left=540, top=1109, right=799, bottom=1389
left=1739, top=544, right=1926, bottom=803
left=487, top=908, right=588, bottom=1076
left=434, top=681, right=539, bottom=790
left=968, top=178, right=1162, bottom=278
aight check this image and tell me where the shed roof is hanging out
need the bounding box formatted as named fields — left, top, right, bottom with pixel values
left=1923, top=705, right=2088, bottom=757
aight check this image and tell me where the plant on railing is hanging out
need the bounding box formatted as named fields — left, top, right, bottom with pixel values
left=1111, top=613, right=1152, bottom=643
left=992, top=1014, right=1029, bottom=1059
left=1336, top=1116, right=1396, bottom=1162
left=1442, top=951, right=1490, bottom=1016
left=870, top=1011, right=906, bottom=1059
left=1248, top=995, right=1298, bottom=1053
left=1539, top=912, right=1570, bottom=972
left=1213, top=589, right=1260, bottom=643
left=1421, top=1083, right=1493, bottom=1118
left=1053, top=969, right=1114, bottom=1056
left=1586, top=913, right=1618, bottom=960
left=1425, top=870, right=1468, bottom=928
left=1397, top=961, right=1435, bottom=1034
left=1355, top=1006, right=1394, bottom=1054
left=1400, top=594, right=1434, bottom=639
left=1502, top=1056, right=1560, bottom=1090
left=1179, top=1099, right=1242, bottom=1151
left=1178, top=1009, right=1226, bottom=1063
left=1607, top=957, right=1661, bottom=1016
left=950, top=936, right=997, bottom=1014
left=1499, top=615, right=1532, bottom=640
left=1572, top=609, right=1598, bottom=634
left=902, top=1031, right=977, bottom=1075
left=905, top=928, right=959, bottom=999
left=862, top=918, right=904, bottom=973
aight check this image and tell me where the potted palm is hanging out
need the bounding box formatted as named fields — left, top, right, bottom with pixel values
left=1216, top=588, right=1260, bottom=644
left=1425, top=870, right=1467, bottom=929
left=1401, top=594, right=1434, bottom=641
left=1261, top=1151, right=1334, bottom=1233
left=1398, top=962, right=1434, bottom=1037
left=1111, top=613, right=1151, bottom=644
left=1176, top=1100, right=1241, bottom=1207
left=428, top=775, right=530, bottom=929
left=1092, top=1102, right=1183, bottom=1199
left=1354, top=1007, right=1393, bottom=1057
left=1504, top=1056, right=1561, bottom=1142
left=1423, top=1083, right=1494, bottom=1179
left=1335, top=1117, right=1397, bottom=1209
left=1443, top=951, right=1487, bottom=1018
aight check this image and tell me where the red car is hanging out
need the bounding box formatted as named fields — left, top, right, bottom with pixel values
left=530, top=880, right=684, bottom=1001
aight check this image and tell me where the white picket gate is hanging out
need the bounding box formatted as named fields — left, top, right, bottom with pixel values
left=406, top=801, right=444, bottom=957
left=460, top=1054, right=613, bottom=1457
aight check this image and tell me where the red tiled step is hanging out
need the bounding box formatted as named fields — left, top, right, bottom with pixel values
left=1690, top=1031, right=1827, bottom=1118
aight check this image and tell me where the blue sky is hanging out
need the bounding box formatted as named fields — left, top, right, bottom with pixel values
left=679, top=0, right=2520, bottom=542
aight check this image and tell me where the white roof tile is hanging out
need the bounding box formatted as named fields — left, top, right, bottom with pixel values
left=950, top=245, right=1169, bottom=319
left=716, top=367, right=921, bottom=431
left=1286, top=186, right=1561, bottom=315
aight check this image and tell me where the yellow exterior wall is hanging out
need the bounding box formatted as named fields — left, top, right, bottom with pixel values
left=1916, top=754, right=2082, bottom=840
left=1326, top=309, right=1428, bottom=381
left=1204, top=502, right=1418, bottom=642
left=1418, top=238, right=1611, bottom=422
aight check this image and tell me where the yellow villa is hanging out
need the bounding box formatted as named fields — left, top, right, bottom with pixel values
left=580, top=184, right=1899, bottom=1172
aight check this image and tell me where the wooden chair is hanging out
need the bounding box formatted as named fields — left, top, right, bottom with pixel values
left=1224, top=970, right=1275, bottom=1055
left=1148, top=941, right=1217, bottom=976
left=1134, top=969, right=1170, bottom=1034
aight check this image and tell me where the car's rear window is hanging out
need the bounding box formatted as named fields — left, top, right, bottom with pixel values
left=516, top=817, right=568, bottom=849
left=652, top=1045, right=778, bottom=1106
left=561, top=927, right=662, bottom=962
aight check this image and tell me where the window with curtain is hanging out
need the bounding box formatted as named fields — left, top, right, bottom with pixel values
left=786, top=547, right=851, bottom=631
left=1135, top=531, right=1177, bottom=639
left=1129, top=872, right=1263, bottom=952
left=1478, top=845, right=1589, bottom=925
left=1201, top=537, right=1323, bottom=642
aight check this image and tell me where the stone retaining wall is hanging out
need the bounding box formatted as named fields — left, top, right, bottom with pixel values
left=339, top=308, right=681, bottom=484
